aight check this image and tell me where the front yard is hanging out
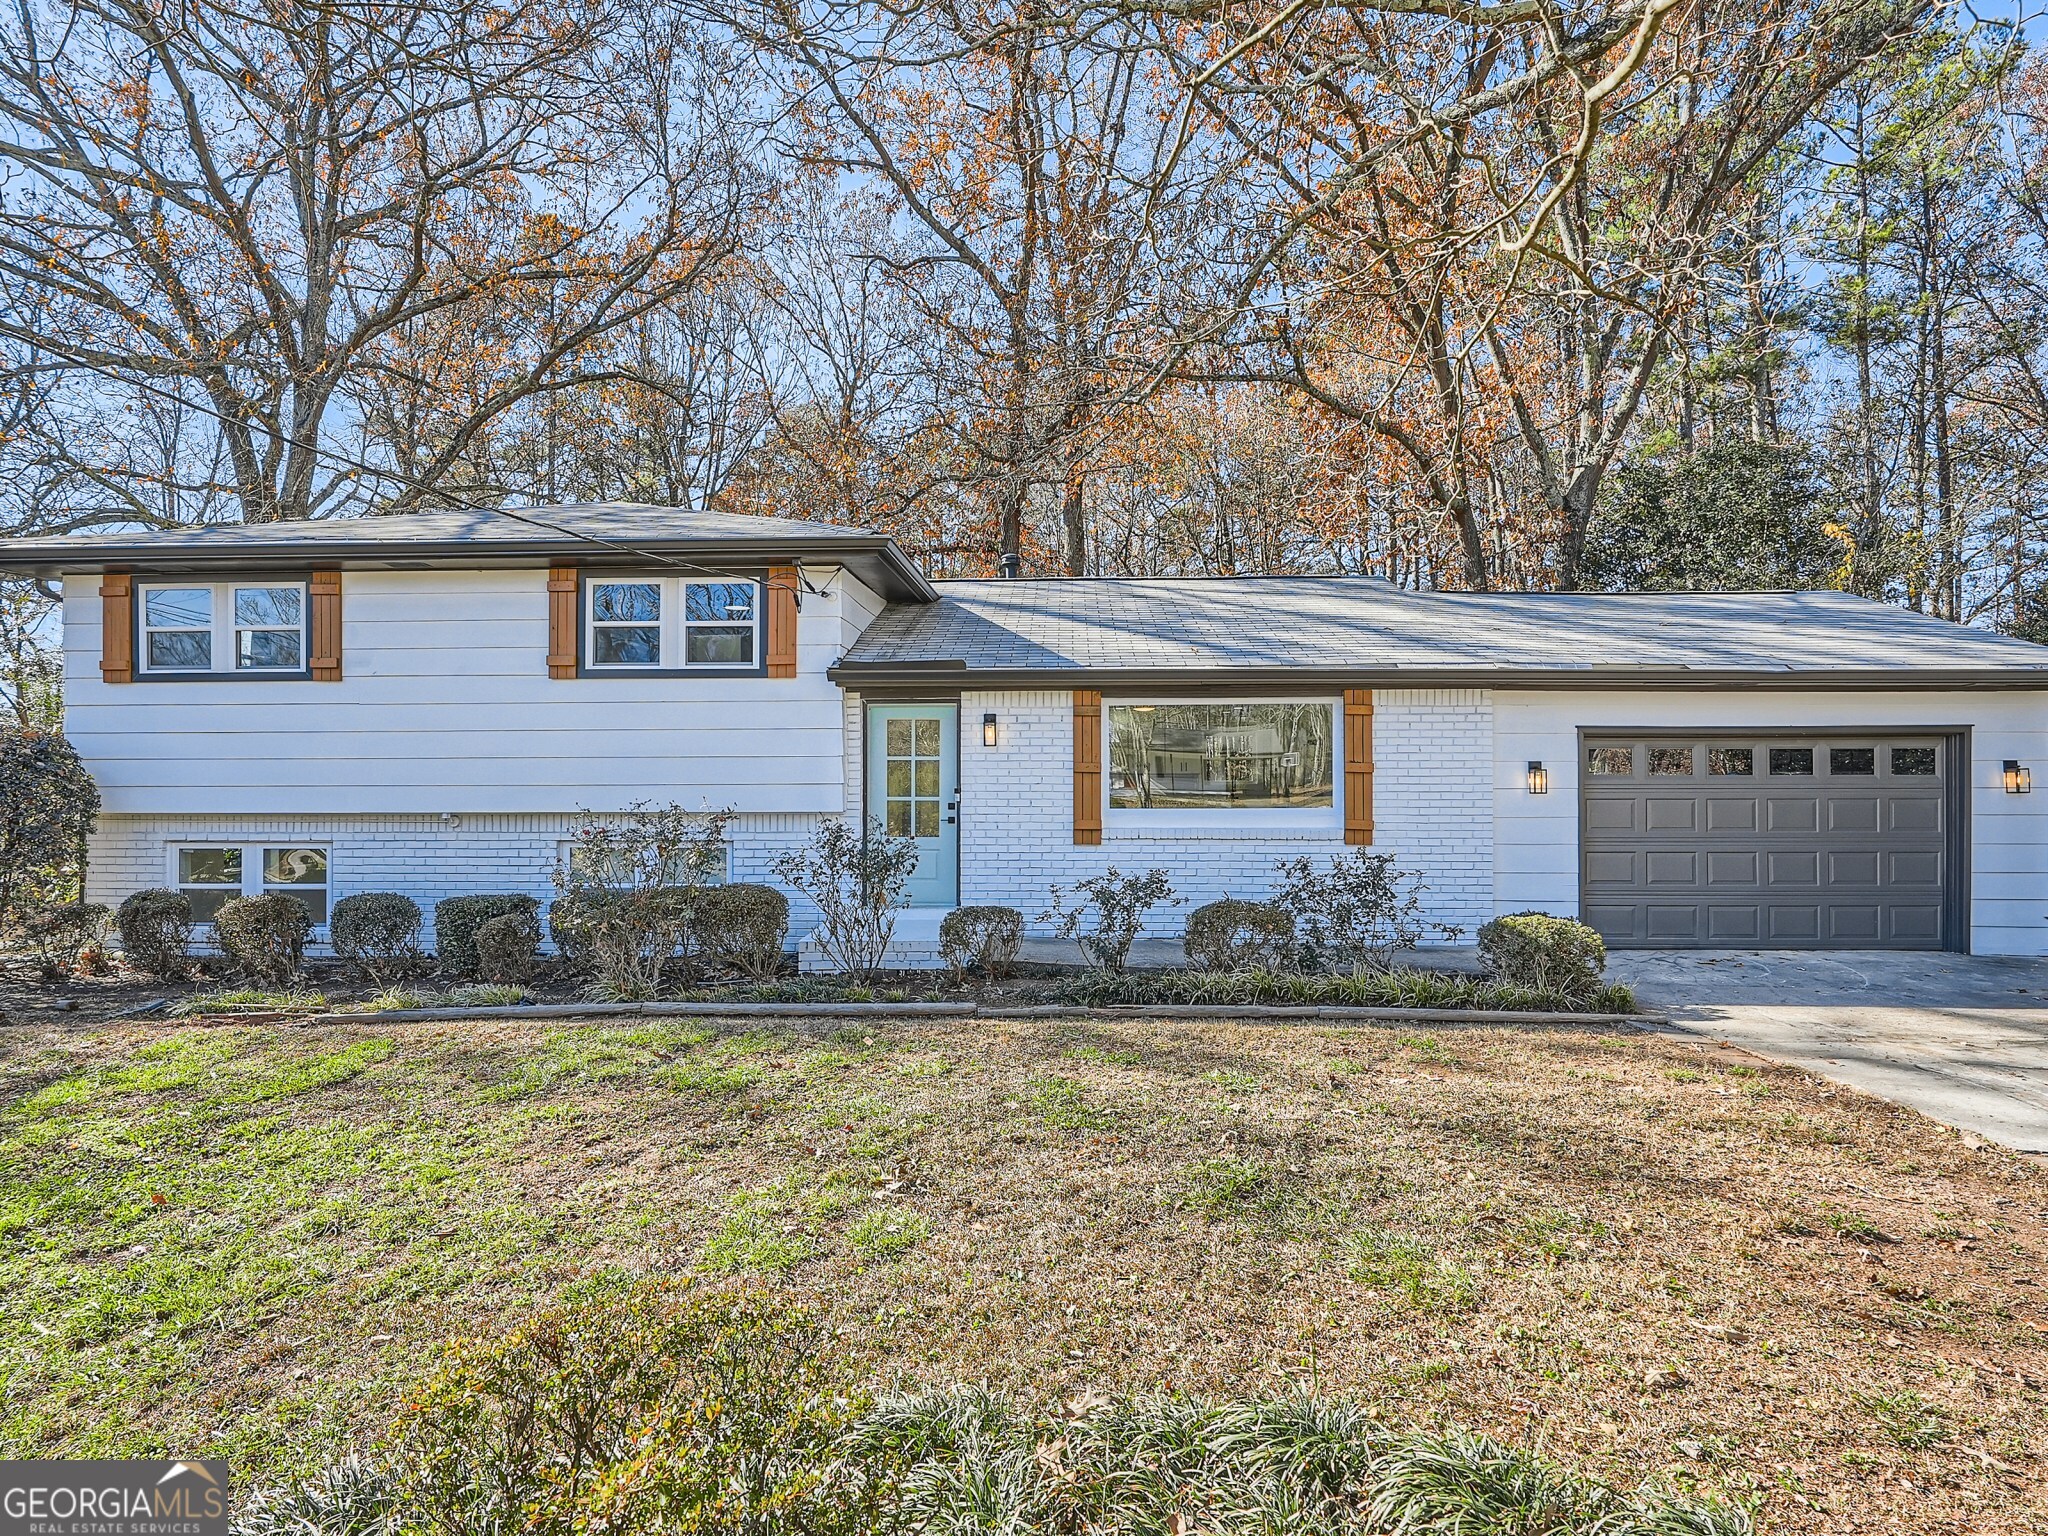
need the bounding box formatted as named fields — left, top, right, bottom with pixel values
left=2, top=1013, right=2043, bottom=1532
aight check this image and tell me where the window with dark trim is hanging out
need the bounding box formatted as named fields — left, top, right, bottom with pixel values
left=582, top=576, right=761, bottom=671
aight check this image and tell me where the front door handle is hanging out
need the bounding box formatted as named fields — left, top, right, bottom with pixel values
left=944, top=815, right=956, bottom=825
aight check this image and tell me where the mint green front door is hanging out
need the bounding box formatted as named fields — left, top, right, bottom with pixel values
left=867, top=705, right=959, bottom=908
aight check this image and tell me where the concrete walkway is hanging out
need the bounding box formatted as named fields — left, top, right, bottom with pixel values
left=1607, top=951, right=2048, bottom=1156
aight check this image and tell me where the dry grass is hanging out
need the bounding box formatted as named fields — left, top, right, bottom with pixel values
left=3, top=1013, right=2044, bottom=1533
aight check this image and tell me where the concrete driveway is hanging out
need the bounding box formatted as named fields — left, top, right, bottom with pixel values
left=1607, top=950, right=2048, bottom=1156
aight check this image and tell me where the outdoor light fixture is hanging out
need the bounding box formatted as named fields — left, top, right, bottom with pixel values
left=1526, top=760, right=1550, bottom=795
left=2006, top=760, right=2033, bottom=795
left=982, top=712, right=999, bottom=747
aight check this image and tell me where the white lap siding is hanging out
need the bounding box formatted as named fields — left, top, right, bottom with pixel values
left=950, top=688, right=1495, bottom=941
left=85, top=812, right=835, bottom=952
left=61, top=566, right=879, bottom=816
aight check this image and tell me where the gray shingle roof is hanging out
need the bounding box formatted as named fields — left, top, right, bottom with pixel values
left=0, top=502, right=936, bottom=600
left=836, top=577, right=2048, bottom=686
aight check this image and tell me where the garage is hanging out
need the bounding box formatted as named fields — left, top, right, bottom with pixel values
left=1579, top=734, right=1961, bottom=950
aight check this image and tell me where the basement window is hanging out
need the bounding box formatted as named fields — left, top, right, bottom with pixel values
left=171, top=844, right=330, bottom=924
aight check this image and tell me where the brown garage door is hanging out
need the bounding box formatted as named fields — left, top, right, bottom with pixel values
left=1579, top=735, right=1954, bottom=949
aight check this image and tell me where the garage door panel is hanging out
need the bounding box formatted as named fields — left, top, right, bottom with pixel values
left=1767, top=850, right=1820, bottom=886
left=1644, top=850, right=1698, bottom=885
left=1706, top=906, right=1761, bottom=941
left=1583, top=850, right=1637, bottom=885
left=1582, top=734, right=1950, bottom=951
left=1645, top=798, right=1697, bottom=832
left=1766, top=798, right=1820, bottom=833
left=1584, top=797, right=1638, bottom=833
left=1890, top=799, right=1942, bottom=834
left=1705, top=850, right=1757, bottom=885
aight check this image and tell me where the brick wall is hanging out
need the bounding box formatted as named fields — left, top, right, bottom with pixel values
left=956, top=688, right=1494, bottom=940
left=86, top=811, right=836, bottom=952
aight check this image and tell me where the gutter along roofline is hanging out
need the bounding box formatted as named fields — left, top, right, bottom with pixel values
left=826, top=662, right=2048, bottom=691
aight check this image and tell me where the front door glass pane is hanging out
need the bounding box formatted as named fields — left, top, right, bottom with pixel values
left=884, top=716, right=945, bottom=841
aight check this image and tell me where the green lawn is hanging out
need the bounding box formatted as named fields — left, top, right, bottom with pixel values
left=3, top=1015, right=2043, bottom=1531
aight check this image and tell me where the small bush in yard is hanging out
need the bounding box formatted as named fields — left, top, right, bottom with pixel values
left=474, top=909, right=541, bottom=985
left=1183, top=897, right=1294, bottom=972
left=771, top=819, right=919, bottom=982
left=1478, top=912, right=1609, bottom=1001
left=433, top=894, right=540, bottom=980
left=938, top=905, right=1023, bottom=981
left=1040, top=867, right=1179, bottom=971
left=328, top=892, right=424, bottom=985
left=554, top=804, right=734, bottom=998
left=114, top=888, right=193, bottom=977
left=692, top=882, right=789, bottom=979
left=0, top=727, right=100, bottom=927
left=1270, top=849, right=1459, bottom=974
left=215, top=893, right=313, bottom=985
left=20, top=901, right=109, bottom=977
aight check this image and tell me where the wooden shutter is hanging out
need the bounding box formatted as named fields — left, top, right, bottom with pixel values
left=100, top=572, right=134, bottom=684
left=1073, top=689, right=1103, bottom=845
left=766, top=564, right=798, bottom=678
left=1343, top=688, right=1374, bottom=846
left=546, top=566, right=579, bottom=678
left=309, top=569, right=343, bottom=681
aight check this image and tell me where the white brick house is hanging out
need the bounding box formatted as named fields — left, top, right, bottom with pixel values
left=5, top=504, right=2047, bottom=961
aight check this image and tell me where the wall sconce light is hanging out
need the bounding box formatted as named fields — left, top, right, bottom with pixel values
left=1526, top=760, right=1549, bottom=795
left=2005, top=760, right=2032, bottom=794
left=982, top=712, right=999, bottom=748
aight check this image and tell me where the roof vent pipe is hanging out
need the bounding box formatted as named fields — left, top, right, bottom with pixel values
left=999, top=552, right=1020, bottom=579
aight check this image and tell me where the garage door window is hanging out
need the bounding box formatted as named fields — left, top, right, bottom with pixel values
left=1892, top=747, right=1936, bottom=775
left=1649, top=746, right=1693, bottom=775
left=1708, top=748, right=1753, bottom=776
left=1587, top=746, right=1633, bottom=774
left=1830, top=747, right=1875, bottom=775
left=1769, top=747, right=1814, bottom=775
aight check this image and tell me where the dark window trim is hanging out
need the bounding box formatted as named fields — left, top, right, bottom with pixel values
left=574, top=568, right=769, bottom=679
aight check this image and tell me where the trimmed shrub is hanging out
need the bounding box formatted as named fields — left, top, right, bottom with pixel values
left=548, top=892, right=594, bottom=969
left=938, top=905, right=1023, bottom=981
left=21, top=901, right=109, bottom=976
left=692, top=883, right=789, bottom=980
left=569, top=887, right=696, bottom=1000
left=1183, top=898, right=1294, bottom=972
left=1040, top=868, right=1179, bottom=972
left=771, top=819, right=919, bottom=982
left=475, top=909, right=542, bottom=985
left=1270, top=850, right=1457, bottom=974
left=0, top=728, right=100, bottom=927
left=114, top=888, right=194, bottom=978
left=434, top=894, right=541, bottom=979
left=329, top=892, right=425, bottom=986
left=215, top=893, right=313, bottom=985
left=1477, top=912, right=1609, bottom=1001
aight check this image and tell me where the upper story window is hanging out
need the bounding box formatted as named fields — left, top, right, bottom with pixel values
left=584, top=576, right=760, bottom=672
left=1108, top=701, right=1337, bottom=818
left=140, top=582, right=306, bottom=674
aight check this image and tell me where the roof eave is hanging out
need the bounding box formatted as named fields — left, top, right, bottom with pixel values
left=0, top=532, right=940, bottom=603
left=828, top=662, right=2048, bottom=691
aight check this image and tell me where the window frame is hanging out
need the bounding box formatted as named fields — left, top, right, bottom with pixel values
left=578, top=573, right=766, bottom=677
left=1103, top=696, right=1344, bottom=833
left=136, top=580, right=312, bottom=680
left=167, top=842, right=332, bottom=928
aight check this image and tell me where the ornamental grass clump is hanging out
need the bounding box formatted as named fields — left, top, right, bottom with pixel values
left=214, top=893, right=312, bottom=986
left=114, top=888, right=194, bottom=978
